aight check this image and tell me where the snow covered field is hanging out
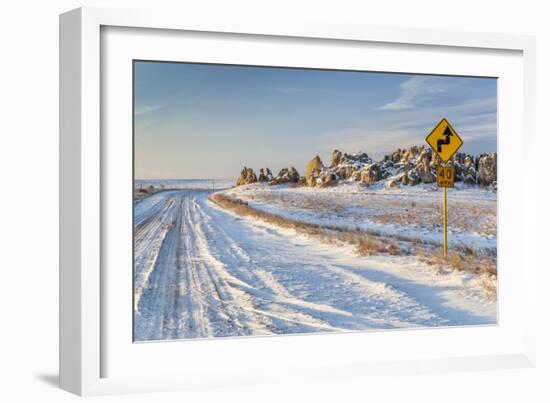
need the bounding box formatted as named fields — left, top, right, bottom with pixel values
left=134, top=184, right=496, bottom=342
left=223, top=181, right=497, bottom=254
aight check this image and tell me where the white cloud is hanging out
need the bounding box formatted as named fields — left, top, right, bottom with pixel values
left=317, top=95, right=496, bottom=159
left=135, top=104, right=162, bottom=115
left=378, top=77, right=447, bottom=110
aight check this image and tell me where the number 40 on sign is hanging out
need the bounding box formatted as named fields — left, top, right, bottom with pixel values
left=437, top=166, right=455, bottom=188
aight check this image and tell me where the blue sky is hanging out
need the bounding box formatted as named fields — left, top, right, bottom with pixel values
left=134, top=61, right=497, bottom=179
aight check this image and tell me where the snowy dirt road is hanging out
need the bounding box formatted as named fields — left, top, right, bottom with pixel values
left=134, top=190, right=496, bottom=342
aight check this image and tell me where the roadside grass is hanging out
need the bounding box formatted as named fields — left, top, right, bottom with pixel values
left=210, top=192, right=497, bottom=297
left=417, top=247, right=497, bottom=298
left=133, top=186, right=167, bottom=202
left=209, top=192, right=401, bottom=257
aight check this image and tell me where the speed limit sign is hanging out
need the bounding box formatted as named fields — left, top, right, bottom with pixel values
left=437, top=166, right=455, bottom=188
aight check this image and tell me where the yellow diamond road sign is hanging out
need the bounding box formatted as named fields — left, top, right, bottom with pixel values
left=425, top=118, right=463, bottom=163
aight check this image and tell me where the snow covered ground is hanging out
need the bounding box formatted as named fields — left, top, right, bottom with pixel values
left=135, top=178, right=234, bottom=190
left=134, top=186, right=496, bottom=342
left=223, top=181, right=497, bottom=254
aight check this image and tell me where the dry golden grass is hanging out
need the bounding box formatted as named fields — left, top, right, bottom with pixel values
left=386, top=242, right=401, bottom=256
left=357, top=236, right=384, bottom=256
left=418, top=246, right=497, bottom=296
left=133, top=186, right=166, bottom=202
left=477, top=273, right=497, bottom=300
left=448, top=252, right=463, bottom=272
left=479, top=261, right=497, bottom=276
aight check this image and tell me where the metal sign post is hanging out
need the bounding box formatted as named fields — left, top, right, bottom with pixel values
left=443, top=187, right=447, bottom=257
left=426, top=119, right=463, bottom=258
left=436, top=165, right=455, bottom=258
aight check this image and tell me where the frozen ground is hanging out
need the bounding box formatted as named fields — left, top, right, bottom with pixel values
left=135, top=178, right=234, bottom=190
left=223, top=181, right=497, bottom=253
left=134, top=187, right=496, bottom=342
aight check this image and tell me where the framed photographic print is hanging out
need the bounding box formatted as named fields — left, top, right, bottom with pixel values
left=60, top=7, right=537, bottom=396
left=132, top=61, right=498, bottom=343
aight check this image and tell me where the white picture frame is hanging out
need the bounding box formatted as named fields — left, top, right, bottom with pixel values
left=59, top=6, right=537, bottom=396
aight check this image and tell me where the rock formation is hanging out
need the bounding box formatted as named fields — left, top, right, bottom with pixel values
left=317, top=171, right=337, bottom=187
left=305, top=156, right=324, bottom=186
left=270, top=167, right=300, bottom=185
left=258, top=168, right=273, bottom=182
left=477, top=153, right=497, bottom=186
left=235, top=145, right=497, bottom=189
left=360, top=164, right=381, bottom=185
left=315, top=145, right=497, bottom=188
left=330, top=149, right=343, bottom=167
left=236, top=166, right=257, bottom=186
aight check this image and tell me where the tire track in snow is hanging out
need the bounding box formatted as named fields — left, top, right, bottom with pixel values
left=133, top=197, right=178, bottom=313
left=135, top=197, right=182, bottom=340
left=189, top=196, right=343, bottom=334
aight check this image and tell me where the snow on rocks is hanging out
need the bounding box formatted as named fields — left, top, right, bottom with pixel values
left=258, top=168, right=273, bottom=182
left=271, top=166, right=300, bottom=185
left=234, top=145, right=497, bottom=190
left=236, top=166, right=258, bottom=186
left=305, top=155, right=325, bottom=186
left=477, top=153, right=497, bottom=187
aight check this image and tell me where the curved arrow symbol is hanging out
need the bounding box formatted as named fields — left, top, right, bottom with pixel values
left=437, top=126, right=453, bottom=153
